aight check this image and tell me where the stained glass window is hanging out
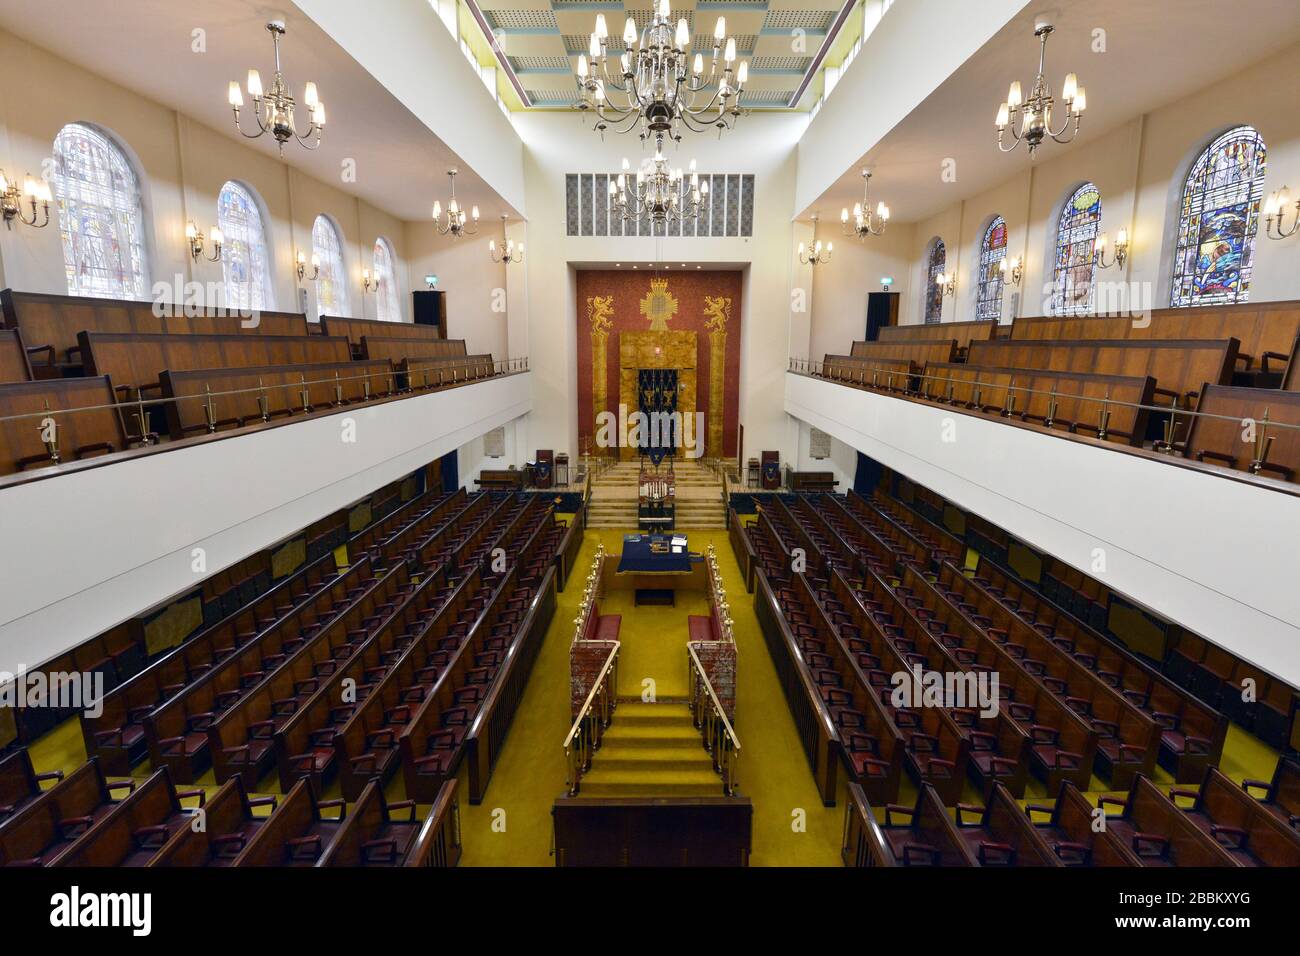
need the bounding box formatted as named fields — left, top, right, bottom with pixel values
left=976, top=216, right=1008, bottom=322
left=924, top=238, right=946, bottom=324
left=1052, top=183, right=1102, bottom=316
left=217, top=181, right=274, bottom=313
left=373, top=237, right=402, bottom=322
left=312, top=215, right=347, bottom=318
left=50, top=123, right=149, bottom=299
left=1170, top=126, right=1267, bottom=308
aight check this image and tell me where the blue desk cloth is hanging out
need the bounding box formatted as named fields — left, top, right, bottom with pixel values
left=616, top=534, right=700, bottom=573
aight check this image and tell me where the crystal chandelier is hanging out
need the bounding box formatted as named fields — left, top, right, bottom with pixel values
left=432, top=169, right=479, bottom=238
left=228, top=21, right=325, bottom=156
left=840, top=170, right=890, bottom=239
left=995, top=21, right=1085, bottom=157
left=611, top=152, right=708, bottom=226
left=574, top=0, right=748, bottom=148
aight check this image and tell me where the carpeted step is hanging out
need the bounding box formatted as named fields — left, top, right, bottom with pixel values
left=593, top=745, right=714, bottom=773
left=614, top=702, right=693, bottom=725
left=577, top=766, right=724, bottom=797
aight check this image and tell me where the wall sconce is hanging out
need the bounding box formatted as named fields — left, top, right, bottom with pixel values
left=0, top=170, right=51, bottom=230
left=798, top=214, right=832, bottom=265
left=1264, top=187, right=1298, bottom=240
left=1095, top=228, right=1129, bottom=269
left=999, top=256, right=1023, bottom=286
left=186, top=220, right=223, bottom=262
left=296, top=250, right=319, bottom=281
left=362, top=269, right=377, bottom=293
left=935, top=270, right=956, bottom=297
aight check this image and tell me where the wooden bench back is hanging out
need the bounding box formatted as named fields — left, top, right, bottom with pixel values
left=0, top=329, right=32, bottom=383
left=967, top=338, right=1237, bottom=405
left=1, top=289, right=311, bottom=365
left=360, top=336, right=468, bottom=363
left=1183, top=385, right=1300, bottom=483
left=231, top=779, right=317, bottom=866
left=80, top=332, right=352, bottom=398
left=878, top=320, right=998, bottom=350
left=1010, top=301, right=1300, bottom=371
left=160, top=360, right=398, bottom=440
left=849, top=339, right=957, bottom=365
left=821, top=354, right=914, bottom=389
left=0, top=377, right=128, bottom=477
left=402, top=354, right=496, bottom=386
left=52, top=769, right=179, bottom=867
left=321, top=315, right=446, bottom=348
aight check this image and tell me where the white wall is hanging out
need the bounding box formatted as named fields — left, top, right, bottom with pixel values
left=877, top=42, right=1300, bottom=328
left=809, top=222, right=916, bottom=358
left=404, top=221, right=511, bottom=359
left=0, top=374, right=532, bottom=675
left=786, top=372, right=1300, bottom=687
left=0, top=29, right=411, bottom=322
left=513, top=112, right=808, bottom=466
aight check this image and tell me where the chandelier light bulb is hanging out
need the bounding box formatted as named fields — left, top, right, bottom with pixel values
left=577, top=55, right=588, bottom=79
left=737, top=60, right=748, bottom=84
left=797, top=241, right=805, bottom=255
left=210, top=226, right=223, bottom=245
left=449, top=198, right=458, bottom=214
left=247, top=69, right=263, bottom=98
left=1116, top=227, right=1128, bottom=246
left=624, top=17, right=637, bottom=45
left=589, top=32, right=601, bottom=58
left=185, top=220, right=198, bottom=241
left=621, top=51, right=631, bottom=72
left=471, top=205, right=480, bottom=221
left=692, top=53, right=704, bottom=75
left=432, top=201, right=442, bottom=219
left=595, top=14, right=608, bottom=39
left=1007, top=80, right=1022, bottom=110
left=312, top=102, right=325, bottom=126
left=996, top=102, right=1010, bottom=128
left=714, top=17, right=726, bottom=41
left=658, top=0, right=670, bottom=22
left=311, top=253, right=321, bottom=268
left=1061, top=72, right=1077, bottom=102
left=303, top=81, right=319, bottom=109
left=1073, top=87, right=1086, bottom=113
left=675, top=18, right=690, bottom=50
left=228, top=81, right=244, bottom=107
left=878, top=202, right=889, bottom=220
left=724, top=37, right=736, bottom=63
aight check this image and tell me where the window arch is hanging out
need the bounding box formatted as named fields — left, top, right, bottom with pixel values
left=976, top=217, right=1008, bottom=322
left=372, top=237, right=402, bottom=322
left=311, top=215, right=347, bottom=318
left=50, top=123, right=149, bottom=299
left=1170, top=125, right=1267, bottom=308
left=1052, top=183, right=1102, bottom=316
left=217, top=181, right=274, bottom=312
left=924, top=239, right=946, bottom=324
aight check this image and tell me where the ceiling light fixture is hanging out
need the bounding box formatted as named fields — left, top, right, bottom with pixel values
left=610, top=153, right=708, bottom=226
left=798, top=214, right=832, bottom=266
left=995, top=21, right=1085, bottom=157
left=228, top=21, right=325, bottom=157
left=432, top=169, right=480, bottom=238
left=489, top=215, right=524, bottom=264
left=840, top=169, right=890, bottom=239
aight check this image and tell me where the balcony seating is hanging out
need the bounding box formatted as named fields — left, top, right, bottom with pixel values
left=0, top=328, right=32, bottom=382
left=850, top=339, right=958, bottom=366
left=319, top=315, right=457, bottom=359
left=360, top=336, right=467, bottom=364
left=0, top=758, right=135, bottom=866
left=1172, top=384, right=1300, bottom=482
left=0, top=377, right=131, bottom=477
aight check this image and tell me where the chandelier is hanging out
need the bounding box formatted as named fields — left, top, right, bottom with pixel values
left=574, top=0, right=748, bottom=148
left=432, top=169, right=479, bottom=238
left=228, top=21, right=325, bottom=156
left=489, top=215, right=524, bottom=264
left=611, top=153, right=708, bottom=226
left=995, top=21, right=1085, bottom=157
left=840, top=170, right=890, bottom=239
left=798, top=215, right=832, bottom=266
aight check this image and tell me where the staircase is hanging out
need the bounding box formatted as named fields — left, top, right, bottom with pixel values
left=577, top=701, right=723, bottom=797
left=585, top=459, right=729, bottom=529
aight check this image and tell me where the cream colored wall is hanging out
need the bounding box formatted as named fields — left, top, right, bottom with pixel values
left=0, top=29, right=411, bottom=322
left=808, top=222, right=916, bottom=358
left=403, top=221, right=510, bottom=359
left=882, top=42, right=1300, bottom=329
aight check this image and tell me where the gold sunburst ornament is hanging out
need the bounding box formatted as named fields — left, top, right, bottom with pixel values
left=640, top=278, right=678, bottom=332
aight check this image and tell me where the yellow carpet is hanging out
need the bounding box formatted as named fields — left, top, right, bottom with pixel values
left=18, top=518, right=1284, bottom=867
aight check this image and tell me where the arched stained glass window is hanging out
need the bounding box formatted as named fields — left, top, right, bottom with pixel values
left=311, top=215, right=347, bottom=318
left=976, top=216, right=1008, bottom=322
left=372, top=237, right=401, bottom=322
left=217, top=181, right=274, bottom=313
left=1052, top=183, right=1102, bottom=316
left=1170, top=126, right=1267, bottom=308
left=924, top=238, right=946, bottom=325
left=50, top=123, right=149, bottom=299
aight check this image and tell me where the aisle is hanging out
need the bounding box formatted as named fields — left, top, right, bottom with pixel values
left=456, top=526, right=843, bottom=866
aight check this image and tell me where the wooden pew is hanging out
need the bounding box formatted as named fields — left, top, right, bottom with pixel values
left=0, top=759, right=135, bottom=866
left=402, top=354, right=496, bottom=388
left=1009, top=300, right=1300, bottom=377
left=1098, top=774, right=1236, bottom=866
left=320, top=315, right=449, bottom=357
left=1242, top=756, right=1300, bottom=834
left=820, top=355, right=915, bottom=391
left=360, top=336, right=468, bottom=364
left=148, top=777, right=277, bottom=866
left=967, top=337, right=1238, bottom=408
left=0, top=377, right=130, bottom=477
left=316, top=779, right=423, bottom=866
left=160, top=360, right=399, bottom=439
left=849, top=339, right=958, bottom=366
left=231, top=778, right=346, bottom=866
left=349, top=487, right=458, bottom=565
left=1025, top=781, right=1140, bottom=866
left=789, top=471, right=838, bottom=492
left=404, top=779, right=463, bottom=867
left=52, top=768, right=205, bottom=867
left=919, top=362, right=1155, bottom=446
left=0, top=750, right=63, bottom=825
left=81, top=551, right=342, bottom=774
left=728, top=508, right=757, bottom=592
left=869, top=782, right=979, bottom=866
left=953, top=782, right=1062, bottom=866
left=878, top=320, right=998, bottom=354
left=475, top=469, right=525, bottom=490
left=1170, top=767, right=1300, bottom=866
left=1, top=289, right=311, bottom=372
left=1172, top=385, right=1300, bottom=483
left=0, top=329, right=32, bottom=382
left=79, top=331, right=352, bottom=401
